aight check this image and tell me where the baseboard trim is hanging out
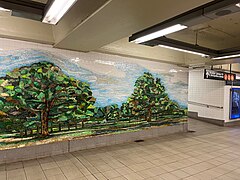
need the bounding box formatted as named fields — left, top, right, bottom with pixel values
left=188, top=111, right=224, bottom=126
left=224, top=121, right=240, bottom=127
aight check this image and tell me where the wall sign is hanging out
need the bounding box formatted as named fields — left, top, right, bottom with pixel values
left=204, top=69, right=236, bottom=81
left=226, top=80, right=240, bottom=86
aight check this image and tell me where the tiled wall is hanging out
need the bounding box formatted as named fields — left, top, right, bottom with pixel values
left=0, top=37, right=189, bottom=163
left=188, top=69, right=225, bottom=120
left=0, top=37, right=188, bottom=154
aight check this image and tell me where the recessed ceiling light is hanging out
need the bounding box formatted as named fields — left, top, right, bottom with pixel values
left=236, top=3, right=240, bottom=8
left=159, top=44, right=208, bottom=57
left=43, top=0, right=77, bottom=25
left=132, top=24, right=187, bottom=44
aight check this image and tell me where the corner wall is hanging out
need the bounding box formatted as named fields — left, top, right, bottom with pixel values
left=188, top=69, right=240, bottom=125
left=188, top=69, right=225, bottom=121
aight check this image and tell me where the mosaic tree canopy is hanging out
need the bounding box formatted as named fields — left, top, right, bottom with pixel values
left=0, top=54, right=187, bottom=149
left=0, top=62, right=95, bottom=137
left=126, top=72, right=185, bottom=122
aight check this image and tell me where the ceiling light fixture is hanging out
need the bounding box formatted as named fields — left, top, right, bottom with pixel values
left=132, top=24, right=187, bottom=44
left=0, top=7, right=11, bottom=12
left=42, top=0, right=77, bottom=25
left=212, top=54, right=240, bottom=60
left=159, top=44, right=208, bottom=57
left=130, top=0, right=240, bottom=59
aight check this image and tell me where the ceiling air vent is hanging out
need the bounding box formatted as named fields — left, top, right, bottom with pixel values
left=204, top=1, right=240, bottom=19
left=215, top=9, right=232, bottom=16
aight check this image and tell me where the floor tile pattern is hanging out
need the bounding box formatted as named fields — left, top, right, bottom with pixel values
left=1, top=119, right=240, bottom=180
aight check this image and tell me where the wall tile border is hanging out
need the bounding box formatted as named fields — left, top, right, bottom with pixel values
left=0, top=123, right=188, bottom=164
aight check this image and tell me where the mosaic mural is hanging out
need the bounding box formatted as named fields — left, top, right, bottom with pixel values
left=0, top=49, right=188, bottom=149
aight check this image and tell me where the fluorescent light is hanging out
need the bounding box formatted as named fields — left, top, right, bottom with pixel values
left=43, top=0, right=77, bottom=25
left=236, top=3, right=240, bottom=8
left=212, top=54, right=240, bottom=60
left=159, top=44, right=208, bottom=57
left=169, top=69, right=178, bottom=73
left=133, top=24, right=187, bottom=44
left=95, top=60, right=115, bottom=66
left=0, top=7, right=11, bottom=12
left=71, top=57, right=80, bottom=62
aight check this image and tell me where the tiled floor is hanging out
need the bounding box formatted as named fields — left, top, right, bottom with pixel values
left=1, top=119, right=240, bottom=180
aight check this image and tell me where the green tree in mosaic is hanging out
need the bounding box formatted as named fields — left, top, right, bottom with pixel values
left=0, top=93, right=33, bottom=135
left=93, top=107, right=105, bottom=122
left=0, top=61, right=96, bottom=137
left=127, top=72, right=172, bottom=122
left=94, top=104, right=120, bottom=122
left=120, top=102, right=134, bottom=120
left=104, top=104, right=120, bottom=121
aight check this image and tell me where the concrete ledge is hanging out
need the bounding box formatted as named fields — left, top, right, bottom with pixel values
left=188, top=111, right=224, bottom=126
left=0, top=123, right=187, bottom=164
left=224, top=121, right=240, bottom=127
left=188, top=111, right=240, bottom=127
left=0, top=141, right=68, bottom=164
left=69, top=123, right=188, bottom=152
